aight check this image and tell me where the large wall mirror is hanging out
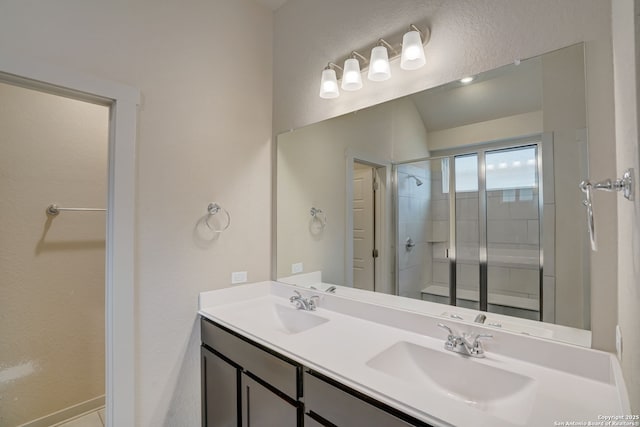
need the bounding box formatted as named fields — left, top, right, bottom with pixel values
left=276, top=43, right=591, bottom=346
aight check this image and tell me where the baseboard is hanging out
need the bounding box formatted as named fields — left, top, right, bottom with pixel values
left=17, top=395, right=105, bottom=427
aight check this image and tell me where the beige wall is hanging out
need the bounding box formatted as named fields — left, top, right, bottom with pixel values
left=277, top=97, right=428, bottom=286
left=541, top=45, right=590, bottom=330
left=428, top=111, right=543, bottom=151
left=0, top=1, right=273, bottom=425
left=274, top=0, right=617, bottom=351
left=0, top=83, right=107, bottom=425
left=612, top=0, right=640, bottom=412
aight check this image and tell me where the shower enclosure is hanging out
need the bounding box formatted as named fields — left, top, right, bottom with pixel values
left=396, top=136, right=544, bottom=321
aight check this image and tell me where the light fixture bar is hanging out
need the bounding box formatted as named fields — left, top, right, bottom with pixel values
left=377, top=38, right=397, bottom=56
left=318, top=19, right=431, bottom=99
left=409, top=24, right=424, bottom=39
left=351, top=51, right=367, bottom=63
left=327, top=21, right=430, bottom=74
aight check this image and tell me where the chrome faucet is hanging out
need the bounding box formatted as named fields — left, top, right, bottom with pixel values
left=437, top=323, right=492, bottom=358
left=474, top=313, right=487, bottom=324
left=289, top=291, right=319, bottom=311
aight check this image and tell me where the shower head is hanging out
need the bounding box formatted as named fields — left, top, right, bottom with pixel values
left=408, top=174, right=423, bottom=186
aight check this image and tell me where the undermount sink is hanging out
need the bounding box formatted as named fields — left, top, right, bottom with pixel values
left=366, top=341, right=537, bottom=424
left=270, top=303, right=329, bottom=334
left=214, top=297, right=330, bottom=335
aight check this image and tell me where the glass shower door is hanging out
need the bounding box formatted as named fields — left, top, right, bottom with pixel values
left=485, top=145, right=541, bottom=320
left=453, top=154, right=480, bottom=310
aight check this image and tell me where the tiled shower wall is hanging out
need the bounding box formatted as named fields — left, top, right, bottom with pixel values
left=397, top=163, right=432, bottom=299
left=486, top=189, right=541, bottom=300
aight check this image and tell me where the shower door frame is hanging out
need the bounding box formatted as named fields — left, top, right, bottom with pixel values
left=394, top=134, right=545, bottom=319
left=0, top=55, right=139, bottom=427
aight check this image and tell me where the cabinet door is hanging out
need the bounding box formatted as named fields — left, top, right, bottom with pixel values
left=303, top=415, right=328, bottom=427
left=202, top=346, right=239, bottom=427
left=241, top=373, right=298, bottom=427
left=304, top=372, right=417, bottom=427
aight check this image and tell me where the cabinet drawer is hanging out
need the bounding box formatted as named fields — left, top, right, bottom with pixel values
left=304, top=371, right=423, bottom=427
left=201, top=317, right=300, bottom=400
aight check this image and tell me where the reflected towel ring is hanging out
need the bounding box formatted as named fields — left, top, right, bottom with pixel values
left=310, top=207, right=327, bottom=228
left=206, top=202, right=231, bottom=233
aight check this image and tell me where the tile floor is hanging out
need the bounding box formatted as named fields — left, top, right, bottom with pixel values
left=54, top=408, right=104, bottom=427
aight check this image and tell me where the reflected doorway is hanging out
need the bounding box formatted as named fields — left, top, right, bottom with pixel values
left=351, top=160, right=386, bottom=293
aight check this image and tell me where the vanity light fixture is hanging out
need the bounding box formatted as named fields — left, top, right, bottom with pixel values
left=460, top=76, right=475, bottom=84
left=319, top=63, right=342, bottom=99
left=400, top=25, right=427, bottom=70
left=317, top=21, right=430, bottom=99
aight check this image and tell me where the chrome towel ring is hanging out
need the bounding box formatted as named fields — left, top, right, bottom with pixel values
left=206, top=202, right=231, bottom=233
left=310, top=207, right=327, bottom=229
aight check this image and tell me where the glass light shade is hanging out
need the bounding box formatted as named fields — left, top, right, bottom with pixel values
left=319, top=68, right=339, bottom=99
left=368, top=46, right=391, bottom=81
left=400, top=30, right=426, bottom=70
left=341, top=58, right=363, bottom=91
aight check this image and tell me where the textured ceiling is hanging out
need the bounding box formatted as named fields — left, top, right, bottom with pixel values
left=253, top=0, right=288, bottom=11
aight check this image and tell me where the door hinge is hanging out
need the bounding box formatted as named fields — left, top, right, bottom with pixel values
left=372, top=248, right=379, bottom=258
left=373, top=180, right=379, bottom=191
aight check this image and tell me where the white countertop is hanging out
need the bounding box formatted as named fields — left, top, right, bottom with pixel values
left=277, top=270, right=592, bottom=347
left=199, top=281, right=630, bottom=427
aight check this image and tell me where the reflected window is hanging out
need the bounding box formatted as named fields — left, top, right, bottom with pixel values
left=486, top=146, right=537, bottom=191
left=442, top=145, right=538, bottom=194
left=455, top=154, right=479, bottom=192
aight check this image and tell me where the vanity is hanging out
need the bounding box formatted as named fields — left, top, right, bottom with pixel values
left=199, top=281, right=630, bottom=427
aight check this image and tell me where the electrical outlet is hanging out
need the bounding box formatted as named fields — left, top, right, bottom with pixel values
left=231, top=271, right=248, bottom=285
left=291, top=262, right=303, bottom=274
left=616, top=325, right=623, bottom=359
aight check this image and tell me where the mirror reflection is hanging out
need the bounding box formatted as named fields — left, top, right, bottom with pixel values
left=276, top=44, right=590, bottom=346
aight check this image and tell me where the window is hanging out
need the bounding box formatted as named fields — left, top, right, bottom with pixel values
left=442, top=145, right=538, bottom=193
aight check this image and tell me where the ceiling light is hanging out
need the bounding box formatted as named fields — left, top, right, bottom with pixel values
left=460, top=76, right=474, bottom=84
left=401, top=25, right=426, bottom=70
left=319, top=64, right=340, bottom=99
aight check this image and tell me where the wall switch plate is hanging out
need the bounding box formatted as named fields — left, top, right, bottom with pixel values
left=231, top=271, right=248, bottom=285
left=615, top=325, right=623, bottom=359
left=291, top=262, right=303, bottom=274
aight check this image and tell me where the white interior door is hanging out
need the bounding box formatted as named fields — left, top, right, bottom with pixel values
left=353, top=163, right=375, bottom=291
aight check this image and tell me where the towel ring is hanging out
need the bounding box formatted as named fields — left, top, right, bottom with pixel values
left=205, top=202, right=231, bottom=233
left=310, top=207, right=327, bottom=229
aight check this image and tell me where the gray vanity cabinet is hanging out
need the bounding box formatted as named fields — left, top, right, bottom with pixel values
left=200, top=318, right=301, bottom=427
left=241, top=373, right=298, bottom=427
left=303, top=415, right=325, bottom=427
left=303, top=371, right=426, bottom=427
left=201, top=346, right=239, bottom=427
left=201, top=316, right=431, bottom=427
